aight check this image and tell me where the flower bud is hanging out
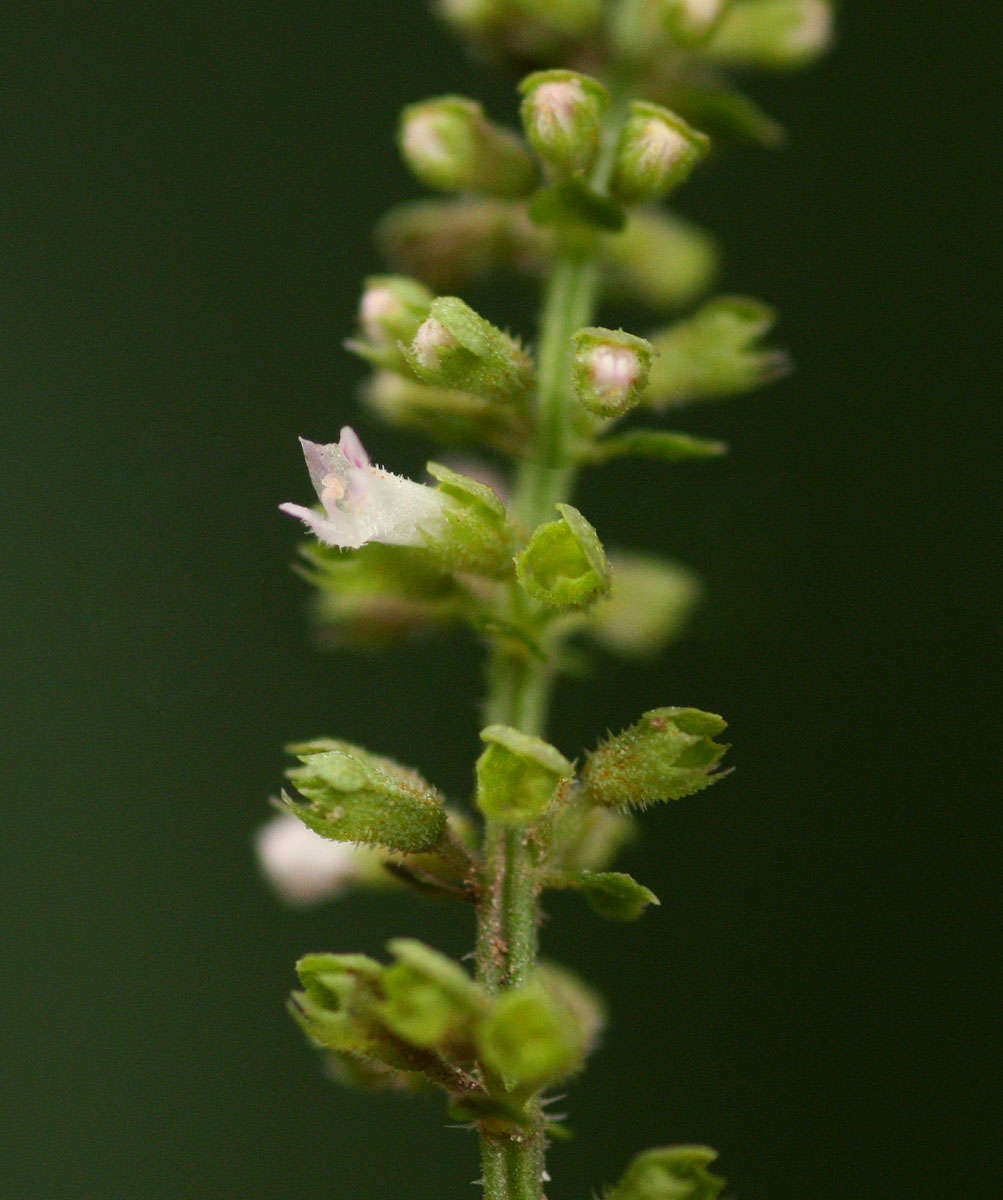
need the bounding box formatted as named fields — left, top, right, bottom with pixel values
left=611, top=102, right=709, bottom=204
left=283, top=743, right=447, bottom=853
left=516, top=503, right=610, bottom=610
left=660, top=0, right=728, bottom=45
left=582, top=707, right=730, bottom=809
left=646, top=294, right=789, bottom=408
left=399, top=95, right=537, bottom=197
left=706, top=0, right=833, bottom=68
left=475, top=724, right=573, bottom=824
left=587, top=553, right=701, bottom=659
left=601, top=211, right=719, bottom=313
left=519, top=70, right=609, bottom=177
left=476, top=971, right=594, bottom=1093
left=357, top=275, right=434, bottom=350
left=572, top=327, right=654, bottom=418
left=379, top=939, right=487, bottom=1048
left=605, top=1145, right=725, bottom=1200
left=405, top=296, right=534, bottom=404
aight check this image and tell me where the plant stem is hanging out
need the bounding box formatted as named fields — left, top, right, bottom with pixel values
left=475, top=47, right=637, bottom=1195
left=475, top=248, right=602, bottom=1200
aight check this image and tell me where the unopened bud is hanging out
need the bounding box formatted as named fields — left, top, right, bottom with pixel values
left=358, top=275, right=434, bottom=348
left=582, top=707, right=730, bottom=809
left=436, top=0, right=603, bottom=57
left=646, top=294, right=788, bottom=408
left=611, top=102, right=709, bottom=204
left=475, top=724, right=573, bottom=824
left=519, top=69, right=609, bottom=177
left=516, top=503, right=610, bottom=609
left=572, top=327, right=653, bottom=417
left=283, top=743, right=447, bottom=853
left=435, top=0, right=502, bottom=33
left=405, top=296, right=534, bottom=403
left=706, top=0, right=833, bottom=68
left=661, top=0, right=728, bottom=44
left=605, top=1145, right=725, bottom=1200
left=399, top=95, right=537, bottom=197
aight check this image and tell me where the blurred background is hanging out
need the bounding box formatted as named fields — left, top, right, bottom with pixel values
left=4, top=4, right=997, bottom=1198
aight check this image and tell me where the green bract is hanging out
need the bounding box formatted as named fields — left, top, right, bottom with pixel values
left=426, top=461, right=518, bottom=578
left=605, top=1145, right=725, bottom=1200
left=582, top=707, right=730, bottom=808
left=548, top=869, right=661, bottom=920
left=516, top=503, right=610, bottom=609
left=363, top=371, right=530, bottom=453
left=587, top=552, right=702, bottom=659
left=475, top=724, right=573, bottom=824
left=379, top=939, right=486, bottom=1047
left=646, top=294, right=789, bottom=408
left=602, top=211, right=719, bottom=313
left=586, top=429, right=727, bottom=464
left=476, top=981, right=585, bottom=1092
left=283, top=744, right=447, bottom=853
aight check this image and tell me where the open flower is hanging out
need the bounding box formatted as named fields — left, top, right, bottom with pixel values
left=254, top=811, right=386, bottom=906
left=280, top=427, right=449, bottom=550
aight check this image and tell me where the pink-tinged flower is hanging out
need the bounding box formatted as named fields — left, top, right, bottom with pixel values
left=280, top=427, right=449, bottom=550
left=254, top=811, right=384, bottom=906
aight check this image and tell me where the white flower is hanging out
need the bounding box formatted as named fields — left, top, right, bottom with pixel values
left=280, top=426, right=449, bottom=550
left=255, top=811, right=382, bottom=906
left=587, top=344, right=644, bottom=398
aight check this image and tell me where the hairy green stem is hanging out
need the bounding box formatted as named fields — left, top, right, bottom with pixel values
left=475, top=43, right=637, bottom=1195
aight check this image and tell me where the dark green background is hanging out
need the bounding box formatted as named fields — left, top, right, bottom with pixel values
left=5, top=4, right=997, bottom=1198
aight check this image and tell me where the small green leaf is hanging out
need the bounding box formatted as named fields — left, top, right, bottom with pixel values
left=659, top=75, right=786, bottom=147
left=548, top=870, right=661, bottom=921
left=586, top=430, right=728, bottom=464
